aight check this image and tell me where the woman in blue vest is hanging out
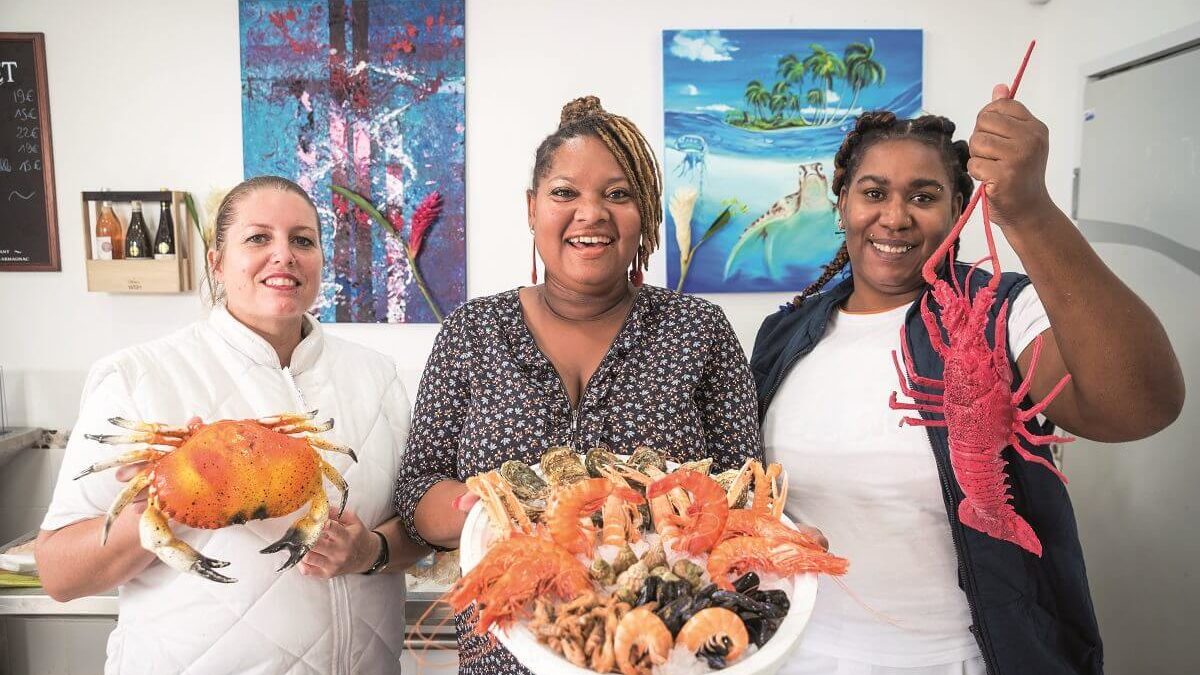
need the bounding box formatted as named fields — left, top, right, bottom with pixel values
left=753, top=84, right=1183, bottom=675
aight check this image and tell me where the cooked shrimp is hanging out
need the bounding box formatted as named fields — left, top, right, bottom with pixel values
left=619, top=465, right=685, bottom=548
left=675, top=607, right=750, bottom=665
left=443, top=533, right=592, bottom=634
left=646, top=470, right=730, bottom=555
left=707, top=535, right=849, bottom=590
left=600, top=469, right=644, bottom=547
left=613, top=607, right=673, bottom=675
left=723, top=507, right=825, bottom=550
left=751, top=461, right=787, bottom=518
left=547, top=477, right=642, bottom=556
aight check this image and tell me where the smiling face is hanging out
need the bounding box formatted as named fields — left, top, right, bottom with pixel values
left=839, top=138, right=963, bottom=311
left=209, top=188, right=322, bottom=331
left=527, top=135, right=642, bottom=291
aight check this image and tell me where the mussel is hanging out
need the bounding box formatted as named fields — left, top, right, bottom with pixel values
left=732, top=571, right=760, bottom=594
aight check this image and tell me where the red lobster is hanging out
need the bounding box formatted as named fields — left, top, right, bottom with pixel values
left=889, top=42, right=1074, bottom=557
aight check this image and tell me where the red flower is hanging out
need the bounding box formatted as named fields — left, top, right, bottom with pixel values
left=409, top=191, right=443, bottom=258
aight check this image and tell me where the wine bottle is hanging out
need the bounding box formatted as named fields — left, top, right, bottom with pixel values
left=154, top=197, right=176, bottom=260
left=94, top=200, right=124, bottom=260
left=125, top=201, right=153, bottom=259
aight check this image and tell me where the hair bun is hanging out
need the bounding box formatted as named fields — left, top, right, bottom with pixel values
left=560, top=95, right=606, bottom=126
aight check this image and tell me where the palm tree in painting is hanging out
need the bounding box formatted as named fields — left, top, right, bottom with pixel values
left=835, top=39, right=886, bottom=124
left=785, top=90, right=802, bottom=120
left=769, top=80, right=791, bottom=122
left=804, top=88, right=824, bottom=125
left=744, top=80, right=770, bottom=121
left=777, top=54, right=806, bottom=87
left=803, top=44, right=846, bottom=125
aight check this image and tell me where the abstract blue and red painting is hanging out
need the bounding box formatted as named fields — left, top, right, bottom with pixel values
left=240, top=0, right=465, bottom=323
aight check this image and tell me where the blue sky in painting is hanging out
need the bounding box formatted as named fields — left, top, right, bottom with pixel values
left=663, top=29, right=922, bottom=115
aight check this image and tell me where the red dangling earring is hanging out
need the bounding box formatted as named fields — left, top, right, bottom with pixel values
left=530, top=239, right=538, bottom=285
left=629, top=263, right=643, bottom=287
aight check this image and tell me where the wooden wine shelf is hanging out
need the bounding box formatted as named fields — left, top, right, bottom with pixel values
left=80, top=190, right=194, bottom=294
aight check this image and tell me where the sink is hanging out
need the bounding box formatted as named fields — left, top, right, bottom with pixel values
left=0, top=428, right=41, bottom=470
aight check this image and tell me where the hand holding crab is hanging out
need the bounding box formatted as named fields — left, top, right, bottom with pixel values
left=298, top=508, right=378, bottom=578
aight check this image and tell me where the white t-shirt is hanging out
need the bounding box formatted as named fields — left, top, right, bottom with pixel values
left=763, top=285, right=1051, bottom=668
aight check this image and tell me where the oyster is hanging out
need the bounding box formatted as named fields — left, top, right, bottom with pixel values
left=714, top=467, right=750, bottom=509
left=540, top=446, right=589, bottom=487
left=584, top=446, right=621, bottom=478
left=627, top=446, right=667, bottom=474
left=677, top=457, right=713, bottom=476
left=499, top=459, right=549, bottom=500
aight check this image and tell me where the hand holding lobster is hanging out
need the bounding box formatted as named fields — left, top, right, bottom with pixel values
left=967, top=84, right=1055, bottom=232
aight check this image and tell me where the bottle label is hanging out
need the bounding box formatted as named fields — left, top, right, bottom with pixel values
left=97, top=237, right=113, bottom=261
left=129, top=242, right=141, bottom=257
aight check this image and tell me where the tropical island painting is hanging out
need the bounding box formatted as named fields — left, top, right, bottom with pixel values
left=663, top=29, right=923, bottom=294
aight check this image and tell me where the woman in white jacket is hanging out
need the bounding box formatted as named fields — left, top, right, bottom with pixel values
left=35, top=176, right=426, bottom=675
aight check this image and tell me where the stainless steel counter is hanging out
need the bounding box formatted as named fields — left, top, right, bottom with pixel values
left=0, top=588, right=117, bottom=616
left=0, top=587, right=454, bottom=633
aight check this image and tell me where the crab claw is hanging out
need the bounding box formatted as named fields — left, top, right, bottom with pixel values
left=260, top=490, right=328, bottom=572
left=260, top=532, right=312, bottom=572
left=192, top=555, right=236, bottom=584
left=140, top=502, right=237, bottom=583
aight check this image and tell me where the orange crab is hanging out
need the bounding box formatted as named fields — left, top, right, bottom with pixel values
left=77, top=410, right=356, bottom=583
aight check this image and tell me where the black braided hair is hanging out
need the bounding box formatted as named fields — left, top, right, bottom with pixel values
left=791, top=111, right=973, bottom=308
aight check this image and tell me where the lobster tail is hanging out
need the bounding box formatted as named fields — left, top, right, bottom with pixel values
left=958, top=499, right=1043, bottom=557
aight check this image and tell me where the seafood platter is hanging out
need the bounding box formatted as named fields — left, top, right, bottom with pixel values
left=453, top=447, right=849, bottom=674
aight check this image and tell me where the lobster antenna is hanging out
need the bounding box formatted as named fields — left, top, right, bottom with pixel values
left=921, top=40, right=1036, bottom=285
left=1009, top=40, right=1036, bottom=98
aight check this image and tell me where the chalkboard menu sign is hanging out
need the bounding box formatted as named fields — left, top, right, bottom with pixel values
left=0, top=33, right=58, bottom=271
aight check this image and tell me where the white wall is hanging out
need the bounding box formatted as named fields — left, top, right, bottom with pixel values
left=3, top=0, right=1199, bottom=430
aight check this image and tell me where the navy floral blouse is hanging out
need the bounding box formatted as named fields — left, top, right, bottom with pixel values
left=394, top=284, right=762, bottom=674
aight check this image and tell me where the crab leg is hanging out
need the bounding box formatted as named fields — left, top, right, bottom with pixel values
left=308, top=436, right=358, bottom=462
left=140, top=500, right=234, bottom=583
left=260, top=488, right=329, bottom=572
left=85, top=431, right=186, bottom=447
left=255, top=410, right=319, bottom=426
left=101, top=470, right=152, bottom=544
left=104, top=416, right=192, bottom=436
left=74, top=447, right=166, bottom=480
left=274, top=419, right=334, bottom=435
left=318, top=457, right=350, bottom=517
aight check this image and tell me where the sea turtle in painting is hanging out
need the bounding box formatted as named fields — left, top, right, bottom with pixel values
left=77, top=411, right=356, bottom=583
left=724, top=162, right=838, bottom=280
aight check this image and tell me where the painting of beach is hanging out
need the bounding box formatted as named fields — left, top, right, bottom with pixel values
left=663, top=29, right=923, bottom=294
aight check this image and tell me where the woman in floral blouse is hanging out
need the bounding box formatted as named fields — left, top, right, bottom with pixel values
left=394, top=96, right=762, bottom=674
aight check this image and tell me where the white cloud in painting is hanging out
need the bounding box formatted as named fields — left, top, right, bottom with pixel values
left=826, top=90, right=841, bottom=103
left=670, top=30, right=738, bottom=62
left=697, top=103, right=734, bottom=112
left=680, top=84, right=700, bottom=96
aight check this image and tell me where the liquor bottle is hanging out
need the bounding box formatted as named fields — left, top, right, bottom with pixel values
left=94, top=200, right=124, bottom=260
left=125, top=201, right=153, bottom=259
left=154, top=197, right=176, bottom=260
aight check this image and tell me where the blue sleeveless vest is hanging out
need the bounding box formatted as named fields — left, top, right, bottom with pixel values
left=751, top=263, right=1103, bottom=674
